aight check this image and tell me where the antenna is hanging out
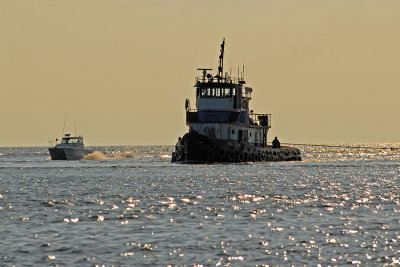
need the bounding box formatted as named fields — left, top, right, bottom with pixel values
left=197, top=68, right=212, bottom=80
left=74, top=115, right=77, bottom=136
left=217, top=38, right=225, bottom=81
left=62, top=113, right=66, bottom=137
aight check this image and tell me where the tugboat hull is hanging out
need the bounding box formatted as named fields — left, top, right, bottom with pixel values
left=172, top=132, right=301, bottom=163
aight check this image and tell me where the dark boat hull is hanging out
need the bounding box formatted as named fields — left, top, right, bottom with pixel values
left=48, top=147, right=93, bottom=160
left=48, top=147, right=67, bottom=160
left=172, top=132, right=301, bottom=163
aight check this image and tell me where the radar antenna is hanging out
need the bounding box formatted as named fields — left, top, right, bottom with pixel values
left=216, top=38, right=225, bottom=81
left=197, top=68, right=212, bottom=80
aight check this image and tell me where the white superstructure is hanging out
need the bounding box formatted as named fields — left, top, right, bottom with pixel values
left=186, top=39, right=271, bottom=148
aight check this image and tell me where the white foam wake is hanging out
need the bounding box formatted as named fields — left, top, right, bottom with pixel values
left=82, top=151, right=136, bottom=160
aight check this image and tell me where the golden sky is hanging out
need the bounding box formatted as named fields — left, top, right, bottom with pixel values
left=1, top=0, right=399, bottom=146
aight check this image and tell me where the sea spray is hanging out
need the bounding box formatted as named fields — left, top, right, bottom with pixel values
left=82, top=151, right=108, bottom=160
left=81, top=151, right=136, bottom=160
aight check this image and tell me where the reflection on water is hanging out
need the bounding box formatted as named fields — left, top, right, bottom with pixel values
left=297, top=143, right=400, bottom=161
left=0, top=144, right=400, bottom=265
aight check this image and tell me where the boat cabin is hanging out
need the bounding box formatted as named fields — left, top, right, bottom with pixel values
left=60, top=134, right=84, bottom=144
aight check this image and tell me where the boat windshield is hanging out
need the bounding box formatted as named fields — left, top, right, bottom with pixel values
left=61, top=138, right=83, bottom=144
left=197, top=87, right=234, bottom=98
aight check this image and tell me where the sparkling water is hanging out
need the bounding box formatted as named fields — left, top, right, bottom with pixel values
left=1, top=144, right=400, bottom=265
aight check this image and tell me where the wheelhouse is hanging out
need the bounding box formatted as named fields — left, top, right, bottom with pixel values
left=60, top=134, right=84, bottom=144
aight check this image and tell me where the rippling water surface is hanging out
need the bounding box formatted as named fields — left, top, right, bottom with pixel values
left=1, top=144, right=400, bottom=265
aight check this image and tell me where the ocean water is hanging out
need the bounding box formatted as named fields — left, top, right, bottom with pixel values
left=1, top=144, right=400, bottom=266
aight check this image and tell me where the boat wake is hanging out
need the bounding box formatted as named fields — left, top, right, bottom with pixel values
left=81, top=151, right=136, bottom=160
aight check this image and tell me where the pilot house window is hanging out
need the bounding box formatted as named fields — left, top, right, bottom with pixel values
left=198, top=88, right=233, bottom=98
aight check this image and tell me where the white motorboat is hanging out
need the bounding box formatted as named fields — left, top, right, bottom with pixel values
left=48, top=134, right=93, bottom=160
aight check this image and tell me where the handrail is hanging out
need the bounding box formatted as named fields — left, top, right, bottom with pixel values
left=186, top=109, right=271, bottom=127
left=48, top=139, right=60, bottom=147
left=195, top=76, right=244, bottom=84
left=249, top=113, right=271, bottom=127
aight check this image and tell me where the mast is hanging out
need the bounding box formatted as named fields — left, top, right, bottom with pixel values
left=216, top=38, right=225, bottom=81
left=62, top=113, right=66, bottom=137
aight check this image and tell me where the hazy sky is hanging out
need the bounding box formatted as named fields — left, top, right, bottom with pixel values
left=1, top=0, right=400, bottom=146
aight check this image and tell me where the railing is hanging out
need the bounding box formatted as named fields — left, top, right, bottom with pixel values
left=186, top=109, right=271, bottom=128
left=249, top=113, right=271, bottom=128
left=48, top=139, right=60, bottom=147
left=195, top=76, right=244, bottom=84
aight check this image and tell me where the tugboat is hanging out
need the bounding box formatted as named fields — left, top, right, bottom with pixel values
left=172, top=39, right=301, bottom=163
left=48, top=134, right=93, bottom=160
